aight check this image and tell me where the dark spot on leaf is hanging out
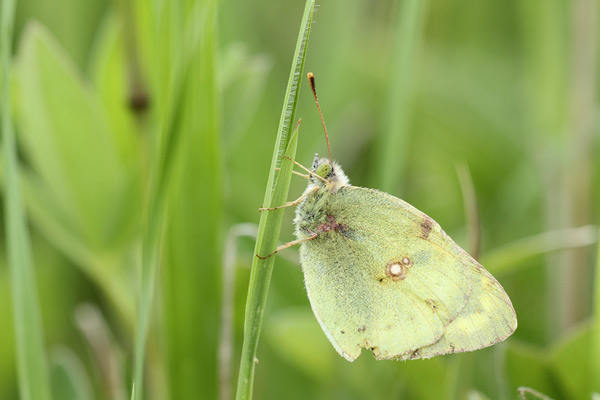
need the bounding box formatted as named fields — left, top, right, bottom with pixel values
left=449, top=344, right=455, bottom=353
left=358, top=325, right=366, bottom=333
left=341, top=330, right=345, bottom=334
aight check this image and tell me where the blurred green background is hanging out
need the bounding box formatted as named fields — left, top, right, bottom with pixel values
left=1, top=0, right=599, bottom=399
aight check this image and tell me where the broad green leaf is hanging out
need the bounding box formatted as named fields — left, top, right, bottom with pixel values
left=88, top=11, right=144, bottom=171
left=13, top=21, right=138, bottom=328
left=14, top=22, right=141, bottom=252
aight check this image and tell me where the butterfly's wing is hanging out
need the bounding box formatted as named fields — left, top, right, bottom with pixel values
left=299, top=186, right=516, bottom=361
left=397, top=252, right=517, bottom=359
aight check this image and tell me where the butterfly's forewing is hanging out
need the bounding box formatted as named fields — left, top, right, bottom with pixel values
left=299, top=186, right=516, bottom=361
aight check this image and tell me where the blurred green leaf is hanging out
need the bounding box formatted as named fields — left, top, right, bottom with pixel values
left=505, top=343, right=556, bottom=399
left=2, top=0, right=52, bottom=399
left=14, top=22, right=141, bottom=252
left=482, top=226, right=598, bottom=276
left=14, top=0, right=106, bottom=69
left=219, top=43, right=272, bottom=154
left=373, top=0, right=428, bottom=193
left=13, top=21, right=138, bottom=328
left=265, top=308, right=337, bottom=382
left=88, top=11, right=143, bottom=161
left=593, top=234, right=600, bottom=393
left=466, top=390, right=493, bottom=400
left=49, top=347, right=93, bottom=400
left=159, top=1, right=223, bottom=399
left=548, top=322, right=594, bottom=400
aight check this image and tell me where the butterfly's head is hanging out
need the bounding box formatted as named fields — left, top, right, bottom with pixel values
left=311, top=154, right=349, bottom=191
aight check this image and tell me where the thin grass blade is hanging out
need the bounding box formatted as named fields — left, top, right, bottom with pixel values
left=235, top=1, right=316, bottom=388
left=481, top=226, right=597, bottom=276
left=592, top=231, right=600, bottom=392
left=1, top=0, right=52, bottom=399
left=373, top=0, right=428, bottom=192
left=235, top=5, right=315, bottom=399
left=161, top=0, right=222, bottom=398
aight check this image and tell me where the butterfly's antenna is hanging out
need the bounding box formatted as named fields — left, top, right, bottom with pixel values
left=307, top=72, right=332, bottom=161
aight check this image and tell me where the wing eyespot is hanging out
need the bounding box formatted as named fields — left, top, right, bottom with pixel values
left=385, top=257, right=412, bottom=281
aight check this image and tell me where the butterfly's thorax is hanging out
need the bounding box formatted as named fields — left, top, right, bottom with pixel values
left=294, top=184, right=335, bottom=238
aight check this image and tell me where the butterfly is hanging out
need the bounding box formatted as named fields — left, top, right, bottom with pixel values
left=260, top=73, right=517, bottom=361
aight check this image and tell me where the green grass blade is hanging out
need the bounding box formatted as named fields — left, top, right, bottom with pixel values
left=131, top=8, right=176, bottom=400
left=130, top=136, right=165, bottom=400
left=236, top=2, right=315, bottom=397
left=592, top=230, right=600, bottom=393
left=237, top=122, right=298, bottom=399
left=1, top=0, right=52, bottom=399
left=161, top=0, right=222, bottom=398
left=517, top=0, right=569, bottom=336
left=456, top=163, right=480, bottom=259
left=132, top=1, right=221, bottom=399
left=481, top=225, right=597, bottom=276
left=236, top=122, right=301, bottom=400
left=373, top=0, right=428, bottom=192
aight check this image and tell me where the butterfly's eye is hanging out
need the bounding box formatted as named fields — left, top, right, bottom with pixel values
left=315, top=163, right=332, bottom=179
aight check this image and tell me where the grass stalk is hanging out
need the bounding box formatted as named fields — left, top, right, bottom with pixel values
left=1, top=0, right=52, bottom=399
left=592, top=231, right=600, bottom=392
left=131, top=1, right=190, bottom=397
left=160, top=0, right=222, bottom=398
left=456, top=163, right=480, bottom=260
left=481, top=225, right=597, bottom=275
left=558, top=0, right=598, bottom=329
left=518, top=0, right=568, bottom=337
left=374, top=0, right=428, bottom=192
left=235, top=2, right=315, bottom=398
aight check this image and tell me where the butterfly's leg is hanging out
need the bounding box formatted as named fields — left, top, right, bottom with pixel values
left=291, top=170, right=311, bottom=179
left=256, top=233, right=318, bottom=259
left=275, top=167, right=311, bottom=179
left=258, top=186, right=318, bottom=211
left=282, top=156, right=329, bottom=184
